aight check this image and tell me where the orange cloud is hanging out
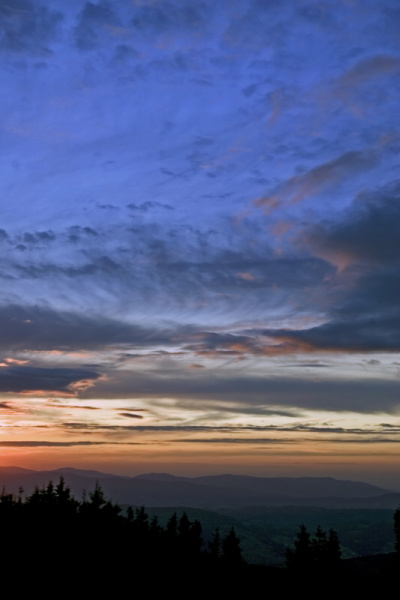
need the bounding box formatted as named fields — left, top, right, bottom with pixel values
left=268, top=88, right=284, bottom=126
left=68, top=377, right=103, bottom=393
left=255, top=150, right=378, bottom=212
left=0, top=358, right=29, bottom=367
left=237, top=272, right=256, bottom=281
left=335, top=55, right=400, bottom=93
left=271, top=221, right=293, bottom=240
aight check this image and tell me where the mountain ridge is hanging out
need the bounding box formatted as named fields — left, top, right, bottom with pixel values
left=0, top=466, right=397, bottom=509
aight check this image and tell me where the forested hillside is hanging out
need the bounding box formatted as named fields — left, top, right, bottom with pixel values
left=1, top=478, right=398, bottom=593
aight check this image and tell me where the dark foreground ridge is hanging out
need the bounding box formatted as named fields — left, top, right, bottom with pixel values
left=1, top=477, right=399, bottom=594
left=0, top=478, right=244, bottom=593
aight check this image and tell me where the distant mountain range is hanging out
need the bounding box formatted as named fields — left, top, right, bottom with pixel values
left=1, top=466, right=400, bottom=509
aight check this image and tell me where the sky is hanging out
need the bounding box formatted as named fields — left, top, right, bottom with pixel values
left=0, top=0, right=399, bottom=488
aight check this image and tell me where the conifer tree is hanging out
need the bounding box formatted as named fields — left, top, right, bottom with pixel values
left=209, top=527, right=221, bottom=560
left=286, top=524, right=341, bottom=573
left=222, top=527, right=243, bottom=565
left=394, top=506, right=400, bottom=553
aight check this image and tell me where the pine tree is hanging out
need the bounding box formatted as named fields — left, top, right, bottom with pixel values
left=394, top=506, right=400, bottom=553
left=222, top=527, right=243, bottom=565
left=286, top=524, right=341, bottom=573
left=209, top=527, right=221, bottom=560
left=327, top=528, right=342, bottom=564
left=286, top=524, right=311, bottom=570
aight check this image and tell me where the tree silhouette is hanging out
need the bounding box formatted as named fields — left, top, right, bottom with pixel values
left=326, top=528, right=342, bottom=564
left=0, top=476, right=248, bottom=589
left=286, top=524, right=341, bottom=573
left=209, top=527, right=221, bottom=560
left=394, top=506, right=400, bottom=553
left=166, top=512, right=178, bottom=539
left=222, top=527, right=243, bottom=565
left=286, top=524, right=311, bottom=570
left=88, top=480, right=106, bottom=509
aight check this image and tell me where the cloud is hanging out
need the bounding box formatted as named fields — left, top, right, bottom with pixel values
left=60, top=423, right=224, bottom=432
left=255, top=150, right=379, bottom=211
left=118, top=412, right=144, bottom=419
left=183, top=331, right=262, bottom=357
left=237, top=272, right=256, bottom=282
left=0, top=365, right=100, bottom=394
left=264, top=311, right=400, bottom=354
left=57, top=421, right=400, bottom=439
left=335, top=55, right=400, bottom=94
left=59, top=423, right=291, bottom=433
left=302, top=182, right=400, bottom=269
left=284, top=363, right=331, bottom=368
left=0, top=440, right=110, bottom=447
left=126, top=202, right=173, bottom=212
left=45, top=403, right=100, bottom=410
left=0, top=0, right=63, bottom=56
left=15, top=255, right=122, bottom=279
left=3, top=213, right=338, bottom=322
left=173, top=438, right=295, bottom=444
left=111, top=43, right=139, bottom=66
left=0, top=304, right=176, bottom=352
left=174, top=437, right=400, bottom=445
left=74, top=1, right=120, bottom=51
left=67, top=226, right=99, bottom=243
left=222, top=0, right=288, bottom=49
left=280, top=181, right=400, bottom=353
left=85, top=369, right=400, bottom=414
left=0, top=0, right=397, bottom=443
left=131, top=2, right=209, bottom=37
left=96, top=203, right=119, bottom=211
left=171, top=434, right=400, bottom=445
left=183, top=329, right=336, bottom=358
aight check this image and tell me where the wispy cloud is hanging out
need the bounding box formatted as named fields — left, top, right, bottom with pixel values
left=0, top=364, right=101, bottom=395
left=255, top=150, right=378, bottom=212
left=118, top=412, right=144, bottom=419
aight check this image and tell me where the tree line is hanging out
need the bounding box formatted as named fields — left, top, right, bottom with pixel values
left=285, top=523, right=342, bottom=575
left=0, top=477, right=243, bottom=589
left=1, top=478, right=399, bottom=591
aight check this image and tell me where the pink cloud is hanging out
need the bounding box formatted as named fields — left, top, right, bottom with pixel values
left=335, top=55, right=400, bottom=93
left=237, top=271, right=256, bottom=281
left=255, top=150, right=378, bottom=212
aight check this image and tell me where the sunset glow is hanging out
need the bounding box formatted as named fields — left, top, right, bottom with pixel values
left=1, top=0, right=399, bottom=489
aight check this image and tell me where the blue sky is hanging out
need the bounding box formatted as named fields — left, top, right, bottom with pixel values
left=0, top=0, right=399, bottom=486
